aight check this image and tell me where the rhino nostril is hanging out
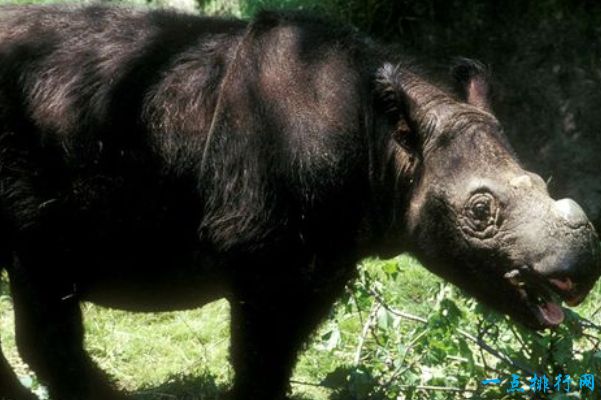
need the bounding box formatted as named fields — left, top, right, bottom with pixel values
left=553, top=198, right=589, bottom=229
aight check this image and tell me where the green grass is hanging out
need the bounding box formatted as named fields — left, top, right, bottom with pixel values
left=84, top=301, right=232, bottom=395
left=1, top=280, right=232, bottom=399
left=0, top=1, right=600, bottom=397
left=2, top=256, right=600, bottom=399
left=0, top=258, right=444, bottom=399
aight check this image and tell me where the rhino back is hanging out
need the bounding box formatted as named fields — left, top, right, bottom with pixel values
left=0, top=5, right=245, bottom=160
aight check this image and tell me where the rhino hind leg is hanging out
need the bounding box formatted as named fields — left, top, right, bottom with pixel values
left=9, top=255, right=126, bottom=400
left=1, top=261, right=38, bottom=400
left=2, top=238, right=37, bottom=400
left=0, top=339, right=38, bottom=400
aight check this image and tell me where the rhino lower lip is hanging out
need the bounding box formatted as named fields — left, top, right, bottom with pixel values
left=516, top=286, right=565, bottom=327
left=532, top=302, right=565, bottom=327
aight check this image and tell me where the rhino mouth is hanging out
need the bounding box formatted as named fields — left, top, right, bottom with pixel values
left=504, top=266, right=583, bottom=328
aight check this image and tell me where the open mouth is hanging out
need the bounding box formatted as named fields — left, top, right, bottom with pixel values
left=504, top=266, right=583, bottom=328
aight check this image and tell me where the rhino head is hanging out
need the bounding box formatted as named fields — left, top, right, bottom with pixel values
left=374, top=60, right=600, bottom=329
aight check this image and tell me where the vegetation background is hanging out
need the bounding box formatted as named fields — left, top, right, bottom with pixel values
left=1, top=0, right=600, bottom=399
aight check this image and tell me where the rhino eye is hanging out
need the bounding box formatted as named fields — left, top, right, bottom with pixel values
left=462, top=192, right=500, bottom=238
left=471, top=198, right=491, bottom=220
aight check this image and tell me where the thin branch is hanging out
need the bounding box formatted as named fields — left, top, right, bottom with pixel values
left=368, top=288, right=426, bottom=323
left=457, top=328, right=535, bottom=376
left=476, top=319, right=491, bottom=372
left=445, top=354, right=486, bottom=369
left=290, top=379, right=331, bottom=389
left=579, top=317, right=601, bottom=331
left=583, top=333, right=600, bottom=348
left=381, top=330, right=428, bottom=390
left=395, top=384, right=477, bottom=393
left=350, top=289, right=365, bottom=328
left=508, top=323, right=529, bottom=353
left=382, top=356, right=424, bottom=390
left=294, top=377, right=477, bottom=397
left=369, top=323, right=385, bottom=347
left=354, top=302, right=381, bottom=365
left=134, top=390, right=178, bottom=398
left=368, top=285, right=536, bottom=376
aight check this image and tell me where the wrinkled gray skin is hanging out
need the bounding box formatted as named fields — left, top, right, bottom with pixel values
left=380, top=64, right=601, bottom=329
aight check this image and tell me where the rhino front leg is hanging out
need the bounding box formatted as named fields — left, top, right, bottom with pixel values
left=9, top=257, right=125, bottom=400
left=229, top=262, right=351, bottom=400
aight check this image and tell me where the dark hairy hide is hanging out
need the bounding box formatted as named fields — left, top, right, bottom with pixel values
left=0, top=6, right=412, bottom=254
left=0, top=9, right=414, bottom=399
left=7, top=6, right=595, bottom=400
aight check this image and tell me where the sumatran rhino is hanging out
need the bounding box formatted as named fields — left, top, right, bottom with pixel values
left=0, top=5, right=599, bottom=400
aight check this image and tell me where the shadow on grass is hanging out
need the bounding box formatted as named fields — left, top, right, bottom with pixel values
left=130, top=372, right=227, bottom=400
left=129, top=373, right=314, bottom=400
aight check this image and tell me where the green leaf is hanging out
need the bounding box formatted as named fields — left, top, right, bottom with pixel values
left=377, top=308, right=394, bottom=331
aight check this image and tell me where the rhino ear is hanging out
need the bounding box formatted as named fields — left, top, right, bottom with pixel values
left=452, top=58, right=491, bottom=111
left=376, top=62, right=462, bottom=148
left=376, top=63, right=407, bottom=116
left=375, top=63, right=419, bottom=149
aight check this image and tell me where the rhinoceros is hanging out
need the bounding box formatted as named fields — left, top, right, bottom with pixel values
left=0, top=6, right=599, bottom=400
